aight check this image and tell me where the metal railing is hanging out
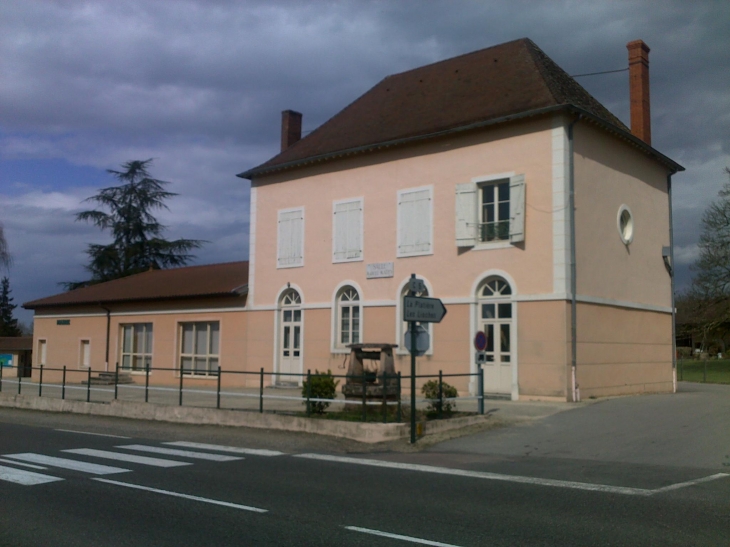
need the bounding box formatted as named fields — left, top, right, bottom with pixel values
left=0, top=363, right=485, bottom=424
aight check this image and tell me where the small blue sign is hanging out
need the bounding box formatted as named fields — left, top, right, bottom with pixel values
left=0, top=354, right=13, bottom=368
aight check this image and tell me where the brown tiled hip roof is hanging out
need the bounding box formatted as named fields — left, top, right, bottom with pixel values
left=0, top=337, right=33, bottom=351
left=239, top=38, right=681, bottom=179
left=23, top=261, right=248, bottom=309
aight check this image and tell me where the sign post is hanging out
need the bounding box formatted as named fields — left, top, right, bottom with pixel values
left=404, top=273, right=447, bottom=444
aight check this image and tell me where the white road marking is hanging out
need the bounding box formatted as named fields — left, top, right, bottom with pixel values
left=63, top=449, right=191, bottom=468
left=0, top=457, right=46, bottom=470
left=116, top=444, right=243, bottom=462
left=653, top=473, right=730, bottom=493
left=55, top=429, right=131, bottom=439
left=0, top=465, right=63, bottom=486
left=3, top=453, right=130, bottom=475
left=93, top=478, right=268, bottom=513
left=295, top=454, right=730, bottom=496
left=345, top=526, right=462, bottom=546
left=163, top=441, right=284, bottom=457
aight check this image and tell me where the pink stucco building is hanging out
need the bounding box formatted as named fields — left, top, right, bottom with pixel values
left=238, top=38, right=682, bottom=401
left=26, top=38, right=682, bottom=402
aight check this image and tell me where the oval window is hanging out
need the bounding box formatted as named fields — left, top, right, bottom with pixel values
left=617, top=205, right=634, bottom=245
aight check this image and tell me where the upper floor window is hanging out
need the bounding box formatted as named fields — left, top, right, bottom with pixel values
left=336, top=287, right=361, bottom=348
left=180, top=322, right=219, bottom=376
left=480, top=181, right=510, bottom=242
left=397, top=186, right=433, bottom=257
left=277, top=208, right=304, bottom=268
left=455, top=174, right=525, bottom=247
left=333, top=198, right=363, bottom=262
left=121, top=323, right=152, bottom=371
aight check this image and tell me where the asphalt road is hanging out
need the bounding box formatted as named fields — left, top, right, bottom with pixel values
left=0, top=385, right=728, bottom=546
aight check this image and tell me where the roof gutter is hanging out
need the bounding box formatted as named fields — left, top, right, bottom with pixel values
left=238, top=104, right=684, bottom=180
left=23, top=289, right=248, bottom=311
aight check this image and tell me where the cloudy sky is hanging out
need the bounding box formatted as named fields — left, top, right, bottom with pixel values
left=1, top=0, right=728, bottom=325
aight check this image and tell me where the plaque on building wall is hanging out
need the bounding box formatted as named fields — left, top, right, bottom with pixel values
left=56, top=319, right=70, bottom=325
left=366, top=262, right=394, bottom=279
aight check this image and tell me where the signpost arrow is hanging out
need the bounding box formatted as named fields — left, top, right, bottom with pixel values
left=403, top=296, right=447, bottom=323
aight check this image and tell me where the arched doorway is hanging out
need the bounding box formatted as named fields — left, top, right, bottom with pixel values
left=278, top=288, right=302, bottom=383
left=477, top=276, right=513, bottom=395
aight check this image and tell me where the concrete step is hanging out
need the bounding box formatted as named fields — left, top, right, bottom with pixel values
left=83, top=372, right=135, bottom=385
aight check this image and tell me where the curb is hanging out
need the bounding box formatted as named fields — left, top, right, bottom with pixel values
left=0, top=393, right=490, bottom=443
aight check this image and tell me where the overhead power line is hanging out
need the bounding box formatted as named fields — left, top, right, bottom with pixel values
left=570, top=67, right=629, bottom=78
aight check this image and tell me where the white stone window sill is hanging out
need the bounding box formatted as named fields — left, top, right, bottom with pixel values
left=472, top=240, right=513, bottom=251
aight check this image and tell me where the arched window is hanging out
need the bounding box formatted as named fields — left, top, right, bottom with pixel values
left=336, top=286, right=360, bottom=347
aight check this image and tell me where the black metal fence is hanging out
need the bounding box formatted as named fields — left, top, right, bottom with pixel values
left=0, top=363, right=485, bottom=424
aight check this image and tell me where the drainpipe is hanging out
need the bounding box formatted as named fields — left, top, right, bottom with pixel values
left=99, top=304, right=111, bottom=373
left=568, top=115, right=582, bottom=402
left=667, top=173, right=676, bottom=392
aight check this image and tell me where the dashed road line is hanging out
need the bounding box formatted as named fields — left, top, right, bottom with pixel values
left=93, top=478, right=268, bottom=513
left=63, top=448, right=191, bottom=468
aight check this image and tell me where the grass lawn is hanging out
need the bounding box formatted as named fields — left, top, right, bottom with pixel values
left=677, top=359, right=730, bottom=384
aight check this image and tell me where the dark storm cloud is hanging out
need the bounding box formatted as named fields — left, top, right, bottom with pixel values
left=0, top=0, right=728, bottom=322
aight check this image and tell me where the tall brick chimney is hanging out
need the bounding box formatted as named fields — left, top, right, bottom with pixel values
left=627, top=40, right=651, bottom=145
left=281, top=110, right=303, bottom=152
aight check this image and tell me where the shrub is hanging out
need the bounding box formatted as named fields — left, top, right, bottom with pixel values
left=302, top=369, right=340, bottom=414
left=421, top=379, right=458, bottom=417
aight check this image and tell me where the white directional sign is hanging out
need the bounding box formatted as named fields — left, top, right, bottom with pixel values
left=403, top=296, right=447, bottom=323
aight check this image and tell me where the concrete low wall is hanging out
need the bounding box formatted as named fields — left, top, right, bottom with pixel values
left=0, top=393, right=490, bottom=443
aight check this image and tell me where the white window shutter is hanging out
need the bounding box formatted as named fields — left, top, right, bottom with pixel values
left=333, top=203, right=348, bottom=261
left=509, top=174, right=526, bottom=243
left=278, top=209, right=304, bottom=267
left=347, top=201, right=362, bottom=259
left=455, top=182, right=477, bottom=247
left=398, top=189, right=431, bottom=255
left=333, top=200, right=362, bottom=261
left=292, top=211, right=303, bottom=263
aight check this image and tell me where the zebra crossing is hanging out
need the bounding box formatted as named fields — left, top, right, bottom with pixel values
left=0, top=441, right=278, bottom=486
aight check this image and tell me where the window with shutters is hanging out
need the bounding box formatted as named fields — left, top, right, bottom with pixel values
left=480, top=180, right=510, bottom=242
left=333, top=198, right=363, bottom=263
left=397, top=186, right=433, bottom=258
left=277, top=207, right=304, bottom=268
left=454, top=174, right=525, bottom=248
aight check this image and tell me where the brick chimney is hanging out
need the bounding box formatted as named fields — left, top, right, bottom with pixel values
left=627, top=40, right=651, bottom=145
left=281, top=110, right=302, bottom=152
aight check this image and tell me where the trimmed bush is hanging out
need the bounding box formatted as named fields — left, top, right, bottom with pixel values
left=302, top=369, right=340, bottom=414
left=421, top=379, right=458, bottom=417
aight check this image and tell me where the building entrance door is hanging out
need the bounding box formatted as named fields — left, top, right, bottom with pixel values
left=478, top=277, right=513, bottom=395
left=278, top=289, right=302, bottom=384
